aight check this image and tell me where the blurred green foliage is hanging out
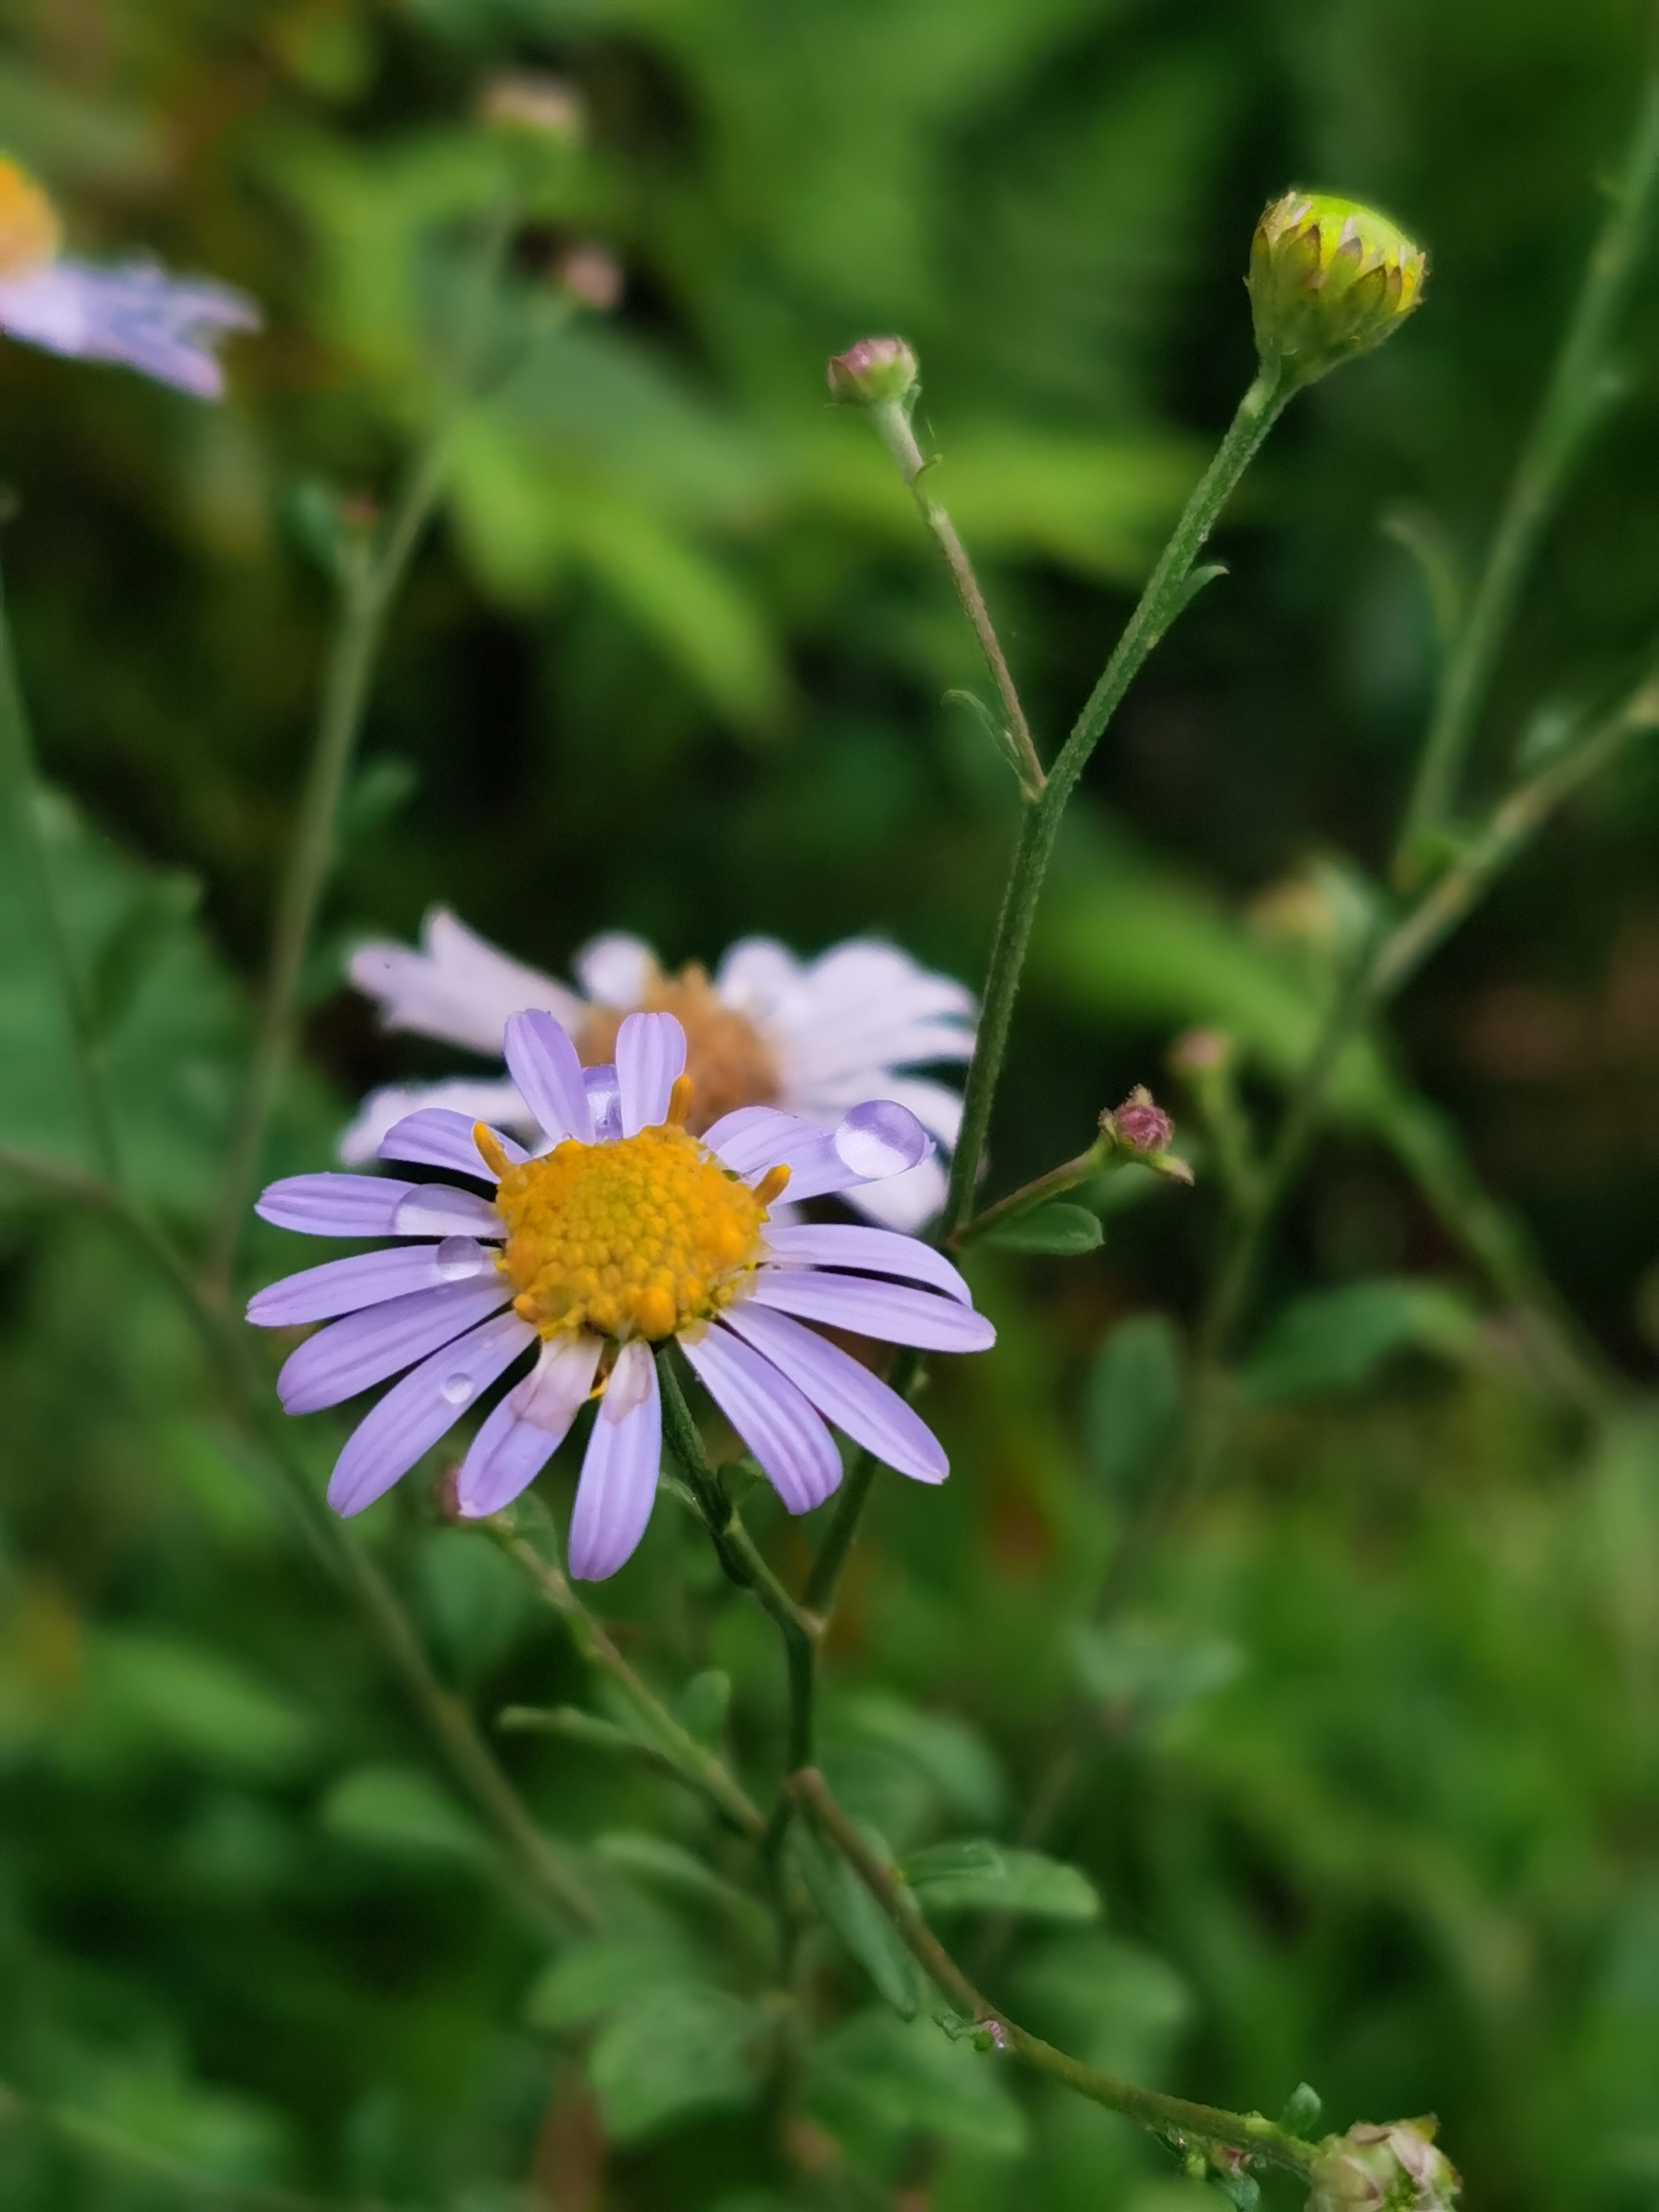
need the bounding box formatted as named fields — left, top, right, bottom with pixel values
left=1, top=0, right=1658, bottom=2206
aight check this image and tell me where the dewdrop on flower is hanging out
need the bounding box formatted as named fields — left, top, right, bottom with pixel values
left=0, top=157, right=256, bottom=398
left=1248, top=193, right=1426, bottom=390
left=248, top=1010, right=994, bottom=1580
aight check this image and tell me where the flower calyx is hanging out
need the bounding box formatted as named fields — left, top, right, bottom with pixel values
left=1307, top=2120, right=1459, bottom=2212
left=1101, top=1086, right=1193, bottom=1184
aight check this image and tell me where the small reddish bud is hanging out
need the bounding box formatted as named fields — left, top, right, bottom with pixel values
left=826, top=335, right=919, bottom=408
left=1107, top=1085, right=1175, bottom=1155
left=1307, top=2121, right=1458, bottom=2212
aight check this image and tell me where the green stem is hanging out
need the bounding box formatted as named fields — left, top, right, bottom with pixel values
left=802, top=1347, right=922, bottom=1616
left=870, top=400, right=1045, bottom=796
left=1398, top=58, right=1659, bottom=865
left=785, top=1768, right=1318, bottom=2175
left=209, top=202, right=520, bottom=1287
left=0, top=1148, right=597, bottom=1931
left=950, top=1134, right=1110, bottom=1248
left=655, top=1349, right=820, bottom=1774
left=940, top=369, right=1290, bottom=1242
left=0, top=571, right=122, bottom=1186
left=207, top=439, right=451, bottom=1286
left=492, top=1526, right=767, bottom=1843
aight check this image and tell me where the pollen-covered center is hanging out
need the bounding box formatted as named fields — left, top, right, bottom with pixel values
left=488, top=1120, right=776, bottom=1344
left=577, top=965, right=779, bottom=1134
left=0, top=160, right=61, bottom=281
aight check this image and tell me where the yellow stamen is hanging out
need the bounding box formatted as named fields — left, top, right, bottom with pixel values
left=492, top=1119, right=784, bottom=1344
left=472, top=1122, right=513, bottom=1181
left=0, top=160, right=61, bottom=281
left=666, top=1073, right=695, bottom=1128
left=751, top=1163, right=792, bottom=1208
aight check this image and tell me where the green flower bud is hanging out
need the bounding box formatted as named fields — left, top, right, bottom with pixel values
left=1249, top=193, right=1426, bottom=388
left=826, top=336, right=920, bottom=409
left=1307, top=2122, right=1458, bottom=2212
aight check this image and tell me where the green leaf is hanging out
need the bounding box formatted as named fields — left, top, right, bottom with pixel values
left=1239, top=1278, right=1480, bottom=1404
left=828, top=1692, right=1005, bottom=1826
left=320, top=1765, right=486, bottom=1866
left=589, top=1983, right=764, bottom=2141
left=524, top=1937, right=700, bottom=2033
left=980, top=1200, right=1103, bottom=1255
left=808, top=2008, right=1026, bottom=2167
left=904, top=1841, right=1098, bottom=1920
left=1083, top=1314, right=1182, bottom=1498
left=791, top=1824, right=923, bottom=2019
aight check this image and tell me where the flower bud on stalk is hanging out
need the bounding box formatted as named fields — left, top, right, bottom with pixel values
left=1248, top=193, right=1427, bottom=389
left=1307, top=2121, right=1459, bottom=2212
left=1101, top=1087, right=1193, bottom=1184
left=826, top=335, right=920, bottom=411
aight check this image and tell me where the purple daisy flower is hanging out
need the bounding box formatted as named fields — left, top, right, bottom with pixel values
left=0, top=156, right=256, bottom=399
left=249, top=1010, right=994, bottom=1580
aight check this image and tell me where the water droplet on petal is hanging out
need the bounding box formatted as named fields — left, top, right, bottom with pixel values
left=440, top=1372, right=475, bottom=1407
left=834, top=1101, right=928, bottom=1181
left=584, top=1064, right=623, bottom=1142
left=434, top=1235, right=486, bottom=1281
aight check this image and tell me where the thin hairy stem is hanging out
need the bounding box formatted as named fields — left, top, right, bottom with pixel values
left=492, top=1526, right=767, bottom=1843
left=869, top=400, right=1045, bottom=796
left=0, top=573, right=122, bottom=1185
left=941, top=370, right=1290, bottom=1242
left=785, top=1769, right=1319, bottom=2174
left=1398, top=59, right=1659, bottom=865
left=950, top=1134, right=1110, bottom=1248
left=207, top=441, right=450, bottom=1285
left=210, top=206, right=519, bottom=1286
left=655, top=1349, right=820, bottom=1775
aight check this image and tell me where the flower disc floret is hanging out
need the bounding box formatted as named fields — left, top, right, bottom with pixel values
left=491, top=1121, right=772, bottom=1343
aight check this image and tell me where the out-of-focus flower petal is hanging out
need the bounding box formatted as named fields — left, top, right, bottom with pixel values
left=349, top=909, right=583, bottom=1054
left=0, top=259, right=257, bottom=397
left=341, top=1078, right=535, bottom=1165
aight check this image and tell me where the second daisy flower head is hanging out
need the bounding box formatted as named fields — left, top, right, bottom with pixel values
left=250, top=1009, right=994, bottom=1581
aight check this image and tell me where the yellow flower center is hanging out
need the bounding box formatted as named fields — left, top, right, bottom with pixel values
left=0, top=161, right=61, bottom=282
left=577, top=964, right=780, bottom=1134
left=479, top=1100, right=788, bottom=1344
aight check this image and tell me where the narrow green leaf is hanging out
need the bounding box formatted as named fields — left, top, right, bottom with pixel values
left=905, top=1841, right=1098, bottom=1921
left=791, top=1825, right=922, bottom=2019
left=1239, top=1277, right=1479, bottom=1404
left=980, top=1200, right=1103, bottom=1255
left=320, top=1765, right=486, bottom=1865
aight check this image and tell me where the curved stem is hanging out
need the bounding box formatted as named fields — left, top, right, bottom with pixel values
left=1398, top=58, right=1659, bottom=864
left=870, top=401, right=1045, bottom=796
left=786, top=1768, right=1318, bottom=2174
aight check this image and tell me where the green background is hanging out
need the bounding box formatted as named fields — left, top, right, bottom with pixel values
left=1, top=0, right=1657, bottom=2205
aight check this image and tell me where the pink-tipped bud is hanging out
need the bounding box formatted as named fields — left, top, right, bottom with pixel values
left=1106, top=1085, right=1175, bottom=1155
left=826, top=335, right=919, bottom=409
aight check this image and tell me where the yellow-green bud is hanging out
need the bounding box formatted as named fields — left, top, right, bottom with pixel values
left=1248, top=193, right=1426, bottom=388
left=826, top=336, right=920, bottom=409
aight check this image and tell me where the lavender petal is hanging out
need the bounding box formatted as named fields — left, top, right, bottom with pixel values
left=277, top=1277, right=510, bottom=1415
left=722, top=1303, right=948, bottom=1484
left=681, top=1324, right=842, bottom=1513
left=327, top=1312, right=535, bottom=1518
